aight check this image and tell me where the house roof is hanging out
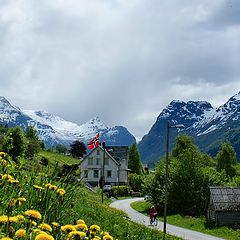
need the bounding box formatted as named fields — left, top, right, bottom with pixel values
left=82, top=146, right=120, bottom=166
left=210, top=186, right=240, bottom=211
left=105, top=146, right=128, bottom=162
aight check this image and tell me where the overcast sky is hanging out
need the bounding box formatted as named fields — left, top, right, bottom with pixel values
left=0, top=0, right=239, bottom=140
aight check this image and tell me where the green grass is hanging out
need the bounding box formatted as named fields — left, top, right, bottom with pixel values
left=131, top=201, right=240, bottom=240
left=71, top=188, right=182, bottom=240
left=0, top=151, right=182, bottom=240
left=39, top=151, right=80, bottom=165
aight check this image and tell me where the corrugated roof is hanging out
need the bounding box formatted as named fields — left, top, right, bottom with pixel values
left=210, top=186, right=240, bottom=211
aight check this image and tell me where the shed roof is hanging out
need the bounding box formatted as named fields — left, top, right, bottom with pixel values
left=210, top=186, right=240, bottom=211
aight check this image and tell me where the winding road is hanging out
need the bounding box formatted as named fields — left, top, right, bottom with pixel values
left=110, top=198, right=225, bottom=240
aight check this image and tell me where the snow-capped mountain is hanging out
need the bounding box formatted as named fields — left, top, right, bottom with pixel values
left=138, top=92, right=240, bottom=167
left=0, top=97, right=136, bottom=147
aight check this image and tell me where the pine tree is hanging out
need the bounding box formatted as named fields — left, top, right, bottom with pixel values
left=128, top=143, right=143, bottom=175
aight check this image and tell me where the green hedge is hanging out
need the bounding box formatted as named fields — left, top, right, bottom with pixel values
left=112, top=186, right=131, bottom=197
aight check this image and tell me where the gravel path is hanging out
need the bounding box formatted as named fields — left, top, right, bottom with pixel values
left=110, top=198, right=225, bottom=240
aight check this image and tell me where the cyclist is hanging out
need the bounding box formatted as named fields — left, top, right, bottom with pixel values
left=150, top=205, right=158, bottom=224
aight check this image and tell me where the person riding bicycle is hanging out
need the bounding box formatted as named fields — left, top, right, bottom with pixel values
left=150, top=205, right=157, bottom=224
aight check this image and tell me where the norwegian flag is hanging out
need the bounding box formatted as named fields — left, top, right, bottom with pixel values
left=87, top=133, right=100, bottom=150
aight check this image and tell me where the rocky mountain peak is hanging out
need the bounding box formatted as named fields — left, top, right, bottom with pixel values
left=138, top=92, right=240, bottom=166
left=0, top=97, right=136, bottom=148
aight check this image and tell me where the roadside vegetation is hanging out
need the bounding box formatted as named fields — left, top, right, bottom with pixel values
left=131, top=201, right=240, bottom=240
left=0, top=125, right=181, bottom=240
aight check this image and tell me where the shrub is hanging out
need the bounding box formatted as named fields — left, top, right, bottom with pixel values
left=111, top=186, right=131, bottom=197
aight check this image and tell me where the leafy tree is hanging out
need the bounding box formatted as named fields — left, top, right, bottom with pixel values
left=129, top=173, right=144, bottom=192
left=70, top=140, right=86, bottom=158
left=142, top=134, right=227, bottom=216
left=216, top=141, right=237, bottom=178
left=128, top=143, right=144, bottom=175
left=2, top=126, right=26, bottom=161
left=172, top=134, right=196, bottom=158
left=55, top=144, right=68, bottom=154
left=25, top=126, right=42, bottom=159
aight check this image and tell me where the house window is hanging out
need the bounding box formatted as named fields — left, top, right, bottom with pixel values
left=107, top=170, right=112, bottom=178
left=96, top=158, right=100, bottom=165
left=97, top=149, right=100, bottom=155
left=88, top=157, right=93, bottom=165
left=84, top=170, right=88, bottom=178
left=93, top=170, right=99, bottom=178
left=105, top=158, right=109, bottom=165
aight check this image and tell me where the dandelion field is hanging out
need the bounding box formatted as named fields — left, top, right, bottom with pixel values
left=0, top=151, right=181, bottom=240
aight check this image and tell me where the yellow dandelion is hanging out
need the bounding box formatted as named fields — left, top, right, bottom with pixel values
left=39, top=223, right=52, bottom=232
left=68, top=231, right=86, bottom=238
left=2, top=174, right=14, bottom=180
left=89, top=225, right=100, bottom=232
left=61, top=224, right=76, bottom=233
left=33, top=229, right=46, bottom=235
left=0, top=237, right=13, bottom=240
left=76, top=219, right=85, bottom=224
left=103, top=235, right=113, bottom=240
left=17, top=197, right=27, bottom=202
left=24, top=209, right=42, bottom=220
left=16, top=215, right=25, bottom=221
left=45, top=183, right=57, bottom=190
left=56, top=188, right=65, bottom=196
left=51, top=222, right=60, bottom=227
left=8, top=216, right=19, bottom=223
left=15, top=229, right=26, bottom=238
left=30, top=220, right=37, bottom=226
left=33, top=185, right=45, bottom=191
left=0, top=215, right=8, bottom=224
left=92, top=237, right=101, bottom=240
left=0, top=159, right=7, bottom=166
left=101, top=231, right=109, bottom=236
left=75, top=223, right=88, bottom=232
left=0, top=152, right=7, bottom=157
left=8, top=179, right=19, bottom=184
left=35, top=233, right=54, bottom=240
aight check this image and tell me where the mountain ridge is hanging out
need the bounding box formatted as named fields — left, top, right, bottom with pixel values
left=0, top=96, right=136, bottom=148
left=138, top=92, right=240, bottom=167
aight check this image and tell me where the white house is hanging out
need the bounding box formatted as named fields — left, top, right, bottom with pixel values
left=80, top=146, right=129, bottom=187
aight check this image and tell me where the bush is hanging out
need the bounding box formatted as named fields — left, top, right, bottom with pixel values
left=111, top=186, right=131, bottom=197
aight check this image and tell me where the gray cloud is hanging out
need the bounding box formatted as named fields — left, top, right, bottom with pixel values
left=0, top=0, right=239, bottom=140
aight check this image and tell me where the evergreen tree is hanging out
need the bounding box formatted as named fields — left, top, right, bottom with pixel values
left=216, top=141, right=237, bottom=178
left=70, top=140, right=86, bottom=158
left=128, top=143, right=144, bottom=175
left=2, top=126, right=26, bottom=161
left=25, top=126, right=42, bottom=159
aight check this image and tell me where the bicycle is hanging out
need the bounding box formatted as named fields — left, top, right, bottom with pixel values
left=150, top=213, right=158, bottom=226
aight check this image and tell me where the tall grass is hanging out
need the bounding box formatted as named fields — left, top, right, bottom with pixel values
left=0, top=152, right=181, bottom=240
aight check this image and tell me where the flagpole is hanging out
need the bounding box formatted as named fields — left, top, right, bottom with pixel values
left=101, top=141, right=106, bottom=204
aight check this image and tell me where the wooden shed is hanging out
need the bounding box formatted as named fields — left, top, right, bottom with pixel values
left=207, top=186, right=240, bottom=226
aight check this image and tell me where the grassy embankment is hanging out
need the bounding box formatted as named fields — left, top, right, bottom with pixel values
left=0, top=151, right=182, bottom=240
left=131, top=200, right=240, bottom=240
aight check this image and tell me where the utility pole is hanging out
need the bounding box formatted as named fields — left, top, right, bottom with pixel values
left=163, top=121, right=184, bottom=234
left=101, top=141, right=106, bottom=204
